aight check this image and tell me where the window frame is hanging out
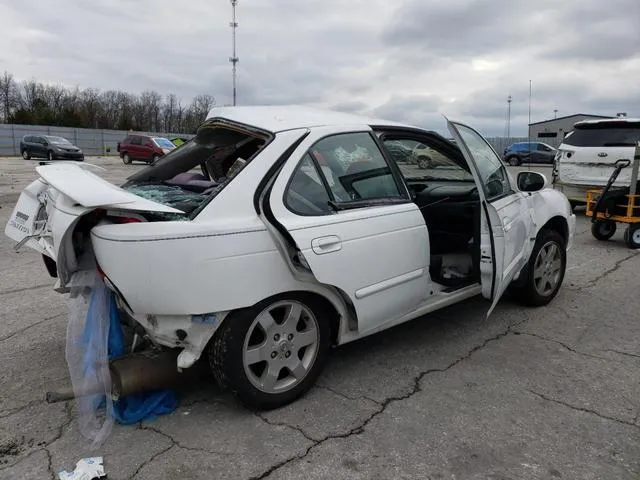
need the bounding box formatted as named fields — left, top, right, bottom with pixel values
left=447, top=122, right=515, bottom=202
left=282, top=131, right=412, bottom=217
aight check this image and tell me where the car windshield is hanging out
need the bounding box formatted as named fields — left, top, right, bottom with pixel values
left=46, top=136, right=72, bottom=145
left=153, top=137, right=176, bottom=149
left=563, top=123, right=640, bottom=147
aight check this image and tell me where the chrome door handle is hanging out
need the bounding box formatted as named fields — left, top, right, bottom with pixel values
left=311, top=235, right=342, bottom=254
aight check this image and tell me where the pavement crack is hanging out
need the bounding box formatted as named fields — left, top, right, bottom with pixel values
left=139, top=424, right=232, bottom=456
left=45, top=447, right=55, bottom=480
left=250, top=330, right=511, bottom=479
left=513, top=331, right=610, bottom=361
left=0, top=399, right=42, bottom=419
left=255, top=413, right=318, bottom=443
left=580, top=252, right=638, bottom=290
left=0, top=283, right=51, bottom=295
left=0, top=312, right=65, bottom=343
left=128, top=443, right=174, bottom=480
left=606, top=349, right=640, bottom=360
left=314, top=384, right=381, bottom=405
left=528, top=389, right=638, bottom=429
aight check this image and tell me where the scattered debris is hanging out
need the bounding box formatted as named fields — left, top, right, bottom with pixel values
left=57, top=457, right=106, bottom=480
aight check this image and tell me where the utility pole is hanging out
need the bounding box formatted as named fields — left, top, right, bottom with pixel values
left=506, top=95, right=512, bottom=138
left=229, top=0, right=239, bottom=106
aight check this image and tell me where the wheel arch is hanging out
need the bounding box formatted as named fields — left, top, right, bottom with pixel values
left=541, top=215, right=569, bottom=246
left=216, top=288, right=352, bottom=348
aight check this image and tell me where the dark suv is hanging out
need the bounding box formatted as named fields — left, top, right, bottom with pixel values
left=503, top=141, right=556, bottom=166
left=117, top=134, right=176, bottom=164
left=20, top=135, right=84, bottom=161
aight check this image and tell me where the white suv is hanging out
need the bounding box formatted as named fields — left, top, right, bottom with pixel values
left=553, top=118, right=640, bottom=208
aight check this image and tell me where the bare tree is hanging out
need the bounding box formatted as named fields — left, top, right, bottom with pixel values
left=0, top=71, right=17, bottom=122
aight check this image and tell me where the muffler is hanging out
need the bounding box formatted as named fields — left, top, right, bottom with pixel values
left=45, top=349, right=203, bottom=403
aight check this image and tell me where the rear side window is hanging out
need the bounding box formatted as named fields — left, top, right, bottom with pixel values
left=131, top=136, right=142, bottom=145
left=284, top=132, right=407, bottom=215
left=563, top=123, right=640, bottom=147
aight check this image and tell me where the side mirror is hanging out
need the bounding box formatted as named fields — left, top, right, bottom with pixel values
left=517, top=171, right=547, bottom=192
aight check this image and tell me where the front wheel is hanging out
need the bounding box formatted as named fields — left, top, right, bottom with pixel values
left=624, top=224, right=640, bottom=249
left=512, top=229, right=567, bottom=307
left=508, top=156, right=521, bottom=166
left=208, top=294, right=331, bottom=410
left=47, top=151, right=54, bottom=161
left=591, top=219, right=616, bottom=241
left=22, top=150, right=31, bottom=160
left=151, top=155, right=160, bottom=164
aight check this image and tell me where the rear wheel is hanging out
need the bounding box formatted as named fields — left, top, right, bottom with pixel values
left=208, top=293, right=331, bottom=410
left=512, top=229, right=566, bottom=307
left=508, top=156, right=521, bottom=166
left=624, top=224, right=640, bottom=249
left=417, top=155, right=432, bottom=169
left=122, top=153, right=132, bottom=165
left=591, top=219, right=616, bottom=241
left=21, top=150, right=31, bottom=160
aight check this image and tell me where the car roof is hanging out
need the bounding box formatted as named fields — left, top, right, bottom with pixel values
left=574, top=117, right=640, bottom=127
left=204, top=105, right=414, bottom=133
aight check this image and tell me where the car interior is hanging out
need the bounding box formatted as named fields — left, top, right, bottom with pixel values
left=379, top=134, right=482, bottom=290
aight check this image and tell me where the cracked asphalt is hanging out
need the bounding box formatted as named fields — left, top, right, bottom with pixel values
left=1, top=157, right=639, bottom=480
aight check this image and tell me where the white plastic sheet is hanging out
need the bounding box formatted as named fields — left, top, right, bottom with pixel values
left=65, top=256, right=114, bottom=449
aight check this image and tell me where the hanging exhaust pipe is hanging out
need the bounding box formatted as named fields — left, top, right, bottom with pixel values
left=45, top=349, right=203, bottom=403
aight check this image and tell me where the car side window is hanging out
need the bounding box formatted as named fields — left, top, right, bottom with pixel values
left=308, top=132, right=404, bottom=203
left=381, top=137, right=474, bottom=182
left=454, top=124, right=513, bottom=200
left=131, top=136, right=141, bottom=145
left=285, top=154, right=333, bottom=215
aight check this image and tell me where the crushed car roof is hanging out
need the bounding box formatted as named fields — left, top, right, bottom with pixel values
left=204, top=105, right=414, bottom=133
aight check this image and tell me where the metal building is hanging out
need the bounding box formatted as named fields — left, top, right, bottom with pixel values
left=528, top=114, right=613, bottom=147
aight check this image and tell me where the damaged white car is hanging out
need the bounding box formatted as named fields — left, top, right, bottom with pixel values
left=5, top=106, right=576, bottom=409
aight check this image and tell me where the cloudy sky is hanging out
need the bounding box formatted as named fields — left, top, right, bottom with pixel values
left=1, top=0, right=638, bottom=136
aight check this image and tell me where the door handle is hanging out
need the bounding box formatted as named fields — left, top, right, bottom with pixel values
left=311, top=235, right=342, bottom=254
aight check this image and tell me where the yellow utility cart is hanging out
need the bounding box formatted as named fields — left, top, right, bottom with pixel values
left=586, top=143, right=640, bottom=249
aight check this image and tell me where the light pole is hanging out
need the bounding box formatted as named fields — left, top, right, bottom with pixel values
left=229, top=0, right=239, bottom=106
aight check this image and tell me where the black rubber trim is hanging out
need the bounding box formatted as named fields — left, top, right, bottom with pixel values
left=481, top=200, right=497, bottom=300
left=253, top=130, right=310, bottom=215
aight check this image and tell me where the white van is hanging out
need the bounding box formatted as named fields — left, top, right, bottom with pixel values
left=552, top=118, right=640, bottom=208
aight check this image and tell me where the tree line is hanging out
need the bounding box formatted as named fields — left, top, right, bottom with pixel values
left=0, top=71, right=215, bottom=133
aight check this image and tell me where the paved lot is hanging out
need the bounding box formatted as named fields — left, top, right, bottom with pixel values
left=0, top=157, right=638, bottom=480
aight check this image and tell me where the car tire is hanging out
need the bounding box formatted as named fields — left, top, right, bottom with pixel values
left=122, top=153, right=132, bottom=165
left=591, top=219, right=616, bottom=241
left=512, top=229, right=567, bottom=307
left=208, top=293, right=332, bottom=410
left=508, top=156, right=521, bottom=166
left=21, top=150, right=31, bottom=160
left=47, top=151, right=54, bottom=161
left=151, top=155, right=159, bottom=164
left=623, top=224, right=640, bottom=249
left=417, top=155, right=432, bottom=169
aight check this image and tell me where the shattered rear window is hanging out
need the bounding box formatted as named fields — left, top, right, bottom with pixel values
left=122, top=120, right=271, bottom=220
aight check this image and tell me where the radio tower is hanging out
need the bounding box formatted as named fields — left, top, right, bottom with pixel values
left=506, top=95, right=512, bottom=138
left=229, top=0, right=239, bottom=106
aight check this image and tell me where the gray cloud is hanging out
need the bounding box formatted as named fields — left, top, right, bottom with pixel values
left=0, top=0, right=638, bottom=136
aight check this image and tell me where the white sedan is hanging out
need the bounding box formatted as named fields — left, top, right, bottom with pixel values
left=5, top=106, right=576, bottom=409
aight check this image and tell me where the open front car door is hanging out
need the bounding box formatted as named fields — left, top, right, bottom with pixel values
left=446, top=119, right=532, bottom=317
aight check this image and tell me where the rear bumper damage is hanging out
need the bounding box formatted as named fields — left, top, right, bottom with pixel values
left=113, top=292, right=228, bottom=369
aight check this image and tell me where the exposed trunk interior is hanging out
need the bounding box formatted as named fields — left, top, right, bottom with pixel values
left=121, top=120, right=271, bottom=220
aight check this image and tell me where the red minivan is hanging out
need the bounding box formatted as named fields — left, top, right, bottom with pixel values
left=117, top=134, right=177, bottom=164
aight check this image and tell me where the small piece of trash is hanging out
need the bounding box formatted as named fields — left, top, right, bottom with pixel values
left=57, top=457, right=106, bottom=480
left=183, top=411, right=190, bottom=415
